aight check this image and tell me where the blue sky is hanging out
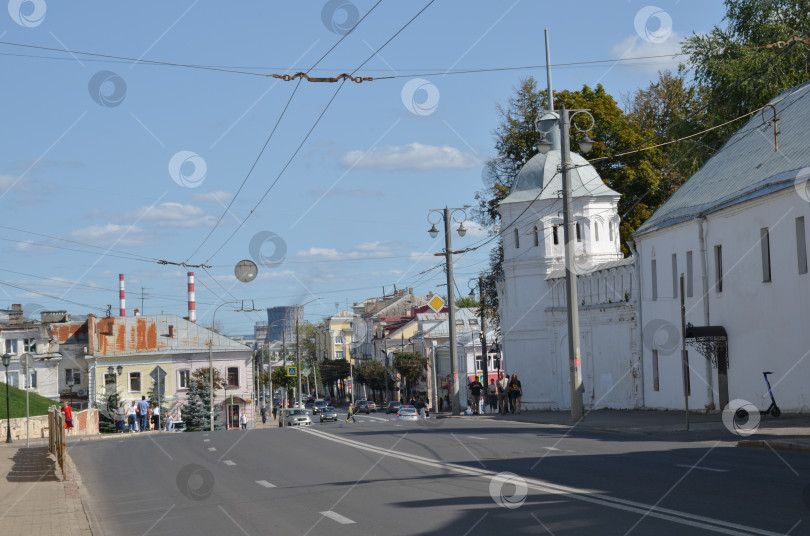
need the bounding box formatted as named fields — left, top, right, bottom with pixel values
left=0, top=0, right=728, bottom=334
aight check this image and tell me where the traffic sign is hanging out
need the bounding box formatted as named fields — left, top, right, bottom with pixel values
left=478, top=374, right=484, bottom=383
left=287, top=366, right=297, bottom=377
left=427, top=294, right=445, bottom=313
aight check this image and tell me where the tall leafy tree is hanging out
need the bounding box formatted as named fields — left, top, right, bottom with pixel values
left=95, top=390, right=121, bottom=434
left=183, top=374, right=223, bottom=432
left=393, top=352, right=427, bottom=399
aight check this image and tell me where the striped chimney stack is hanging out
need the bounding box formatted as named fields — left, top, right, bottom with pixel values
left=188, top=271, right=196, bottom=323
left=119, top=273, right=126, bottom=316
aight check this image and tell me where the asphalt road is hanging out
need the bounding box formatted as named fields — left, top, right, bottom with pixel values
left=69, top=412, right=810, bottom=536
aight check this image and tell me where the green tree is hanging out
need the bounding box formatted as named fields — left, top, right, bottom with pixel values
left=95, top=390, right=121, bottom=434
left=146, top=381, right=169, bottom=429
left=393, top=352, right=427, bottom=399
left=318, top=359, right=351, bottom=400
left=182, top=375, right=223, bottom=432
left=355, top=359, right=390, bottom=401
left=191, top=367, right=224, bottom=390
left=455, top=296, right=479, bottom=309
left=683, top=0, right=810, bottom=134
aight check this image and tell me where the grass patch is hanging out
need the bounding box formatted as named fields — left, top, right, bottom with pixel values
left=0, top=382, right=58, bottom=418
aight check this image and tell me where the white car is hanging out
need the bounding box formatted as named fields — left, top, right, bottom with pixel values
left=165, top=421, right=186, bottom=432
left=397, top=406, right=418, bottom=421
left=281, top=408, right=312, bottom=427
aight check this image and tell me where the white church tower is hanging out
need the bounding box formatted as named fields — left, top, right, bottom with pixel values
left=496, top=48, right=626, bottom=408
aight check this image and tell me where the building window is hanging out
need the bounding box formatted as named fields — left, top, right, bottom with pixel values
left=104, top=373, right=116, bottom=394
left=514, top=228, right=520, bottom=249
left=671, top=254, right=678, bottom=298
left=553, top=225, right=559, bottom=245
left=609, top=221, right=614, bottom=242
left=29, top=371, right=36, bottom=389
left=651, top=259, right=658, bottom=301
left=652, top=350, right=659, bottom=391
left=334, top=334, right=344, bottom=344
left=533, top=225, right=539, bottom=247
left=686, top=251, right=693, bottom=298
left=65, top=368, right=81, bottom=386
left=335, top=351, right=344, bottom=360
left=594, top=222, right=600, bottom=241
left=23, top=338, right=35, bottom=352
left=8, top=372, right=19, bottom=388
left=715, top=245, right=723, bottom=293
left=576, top=222, right=582, bottom=242
left=129, top=372, right=141, bottom=392
left=4, top=339, right=17, bottom=354
left=797, top=217, right=808, bottom=275
left=179, top=370, right=190, bottom=389
left=227, top=367, right=239, bottom=387
left=760, top=227, right=772, bottom=282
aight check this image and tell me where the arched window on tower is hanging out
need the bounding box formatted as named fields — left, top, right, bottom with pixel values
left=576, top=222, right=582, bottom=242
left=533, top=225, right=539, bottom=247
left=514, top=228, right=520, bottom=249
left=552, top=225, right=559, bottom=245
left=594, top=222, right=599, bottom=241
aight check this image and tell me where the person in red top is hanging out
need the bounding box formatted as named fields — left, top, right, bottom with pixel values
left=61, top=402, right=74, bottom=430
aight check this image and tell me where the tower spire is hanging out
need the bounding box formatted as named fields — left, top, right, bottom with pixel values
left=545, top=28, right=553, bottom=111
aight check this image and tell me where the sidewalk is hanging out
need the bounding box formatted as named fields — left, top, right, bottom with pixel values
left=0, top=441, right=92, bottom=536
left=436, top=408, right=810, bottom=452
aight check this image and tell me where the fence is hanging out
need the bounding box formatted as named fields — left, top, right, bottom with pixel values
left=48, top=406, right=66, bottom=479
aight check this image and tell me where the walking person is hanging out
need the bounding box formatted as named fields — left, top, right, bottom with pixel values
left=240, top=413, right=248, bottom=430
left=468, top=377, right=484, bottom=415
left=115, top=402, right=126, bottom=433
left=61, top=402, right=73, bottom=433
left=137, top=396, right=149, bottom=431
left=165, top=412, right=173, bottom=431
left=508, top=373, right=523, bottom=414
left=261, top=406, right=267, bottom=424
left=496, top=372, right=509, bottom=415
left=487, top=379, right=498, bottom=414
left=127, top=402, right=137, bottom=432
left=346, top=404, right=356, bottom=423
left=151, top=404, right=161, bottom=431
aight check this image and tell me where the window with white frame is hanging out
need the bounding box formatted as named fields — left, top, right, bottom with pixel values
left=227, top=367, right=239, bottom=387
left=715, top=245, right=723, bottom=293
left=335, top=351, right=345, bottom=359
left=553, top=225, right=559, bottom=245
left=104, top=373, right=117, bottom=394
left=651, top=259, right=658, bottom=301
left=533, top=225, right=539, bottom=247
left=23, top=338, right=35, bottom=352
left=686, top=251, right=694, bottom=297
left=5, top=339, right=17, bottom=354
left=65, top=368, right=81, bottom=386
left=8, top=371, right=19, bottom=388
left=760, top=227, right=772, bottom=282
left=179, top=370, right=190, bottom=389
left=129, top=371, right=141, bottom=392
left=29, top=370, right=36, bottom=389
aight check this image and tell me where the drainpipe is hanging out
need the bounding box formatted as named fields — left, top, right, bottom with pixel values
left=627, top=239, right=644, bottom=409
left=698, top=216, right=715, bottom=410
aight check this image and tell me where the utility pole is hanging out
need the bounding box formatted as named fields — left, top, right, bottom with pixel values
left=140, top=287, right=150, bottom=314
left=296, top=312, right=302, bottom=406
left=680, top=274, right=690, bottom=431
left=479, top=276, right=489, bottom=394
left=444, top=207, right=462, bottom=416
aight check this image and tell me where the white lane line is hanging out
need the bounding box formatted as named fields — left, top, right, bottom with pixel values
left=543, top=446, right=561, bottom=451
left=223, top=460, right=236, bottom=466
left=255, top=480, right=276, bottom=488
left=319, top=511, right=355, bottom=525
left=468, top=436, right=486, bottom=440
left=204, top=439, right=210, bottom=443
left=675, top=464, right=728, bottom=473
left=208, top=447, right=217, bottom=451
left=301, top=427, right=782, bottom=536
left=357, top=415, right=388, bottom=422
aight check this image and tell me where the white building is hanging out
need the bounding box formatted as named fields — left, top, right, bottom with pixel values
left=633, top=81, right=810, bottom=413
left=497, top=111, right=641, bottom=410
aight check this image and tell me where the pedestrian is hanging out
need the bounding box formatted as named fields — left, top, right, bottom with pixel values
left=272, top=404, right=278, bottom=420
left=487, top=379, right=498, bottom=414
left=508, top=373, right=523, bottom=414
left=409, top=396, right=416, bottom=407
left=115, top=402, right=126, bottom=433
left=346, top=404, right=356, bottom=423
left=137, top=396, right=149, bottom=431
left=240, top=413, right=248, bottom=430
left=438, top=396, right=443, bottom=412
left=61, top=401, right=73, bottom=432
left=418, top=401, right=427, bottom=420
left=151, top=404, right=161, bottom=431
left=127, top=401, right=137, bottom=432
left=468, top=377, right=484, bottom=414
left=165, top=412, right=172, bottom=431
left=496, top=371, right=509, bottom=415
left=261, top=406, right=267, bottom=424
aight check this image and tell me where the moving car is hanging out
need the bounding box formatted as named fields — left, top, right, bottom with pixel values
left=397, top=406, right=418, bottom=421
left=280, top=408, right=312, bottom=427
left=165, top=421, right=186, bottom=432
left=366, top=401, right=377, bottom=413
left=353, top=400, right=369, bottom=413
left=386, top=401, right=402, bottom=414
left=319, top=406, right=338, bottom=423
left=312, top=400, right=328, bottom=414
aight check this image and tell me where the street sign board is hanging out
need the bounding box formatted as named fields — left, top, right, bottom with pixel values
left=427, top=294, right=445, bottom=313
left=150, top=366, right=167, bottom=395
left=287, top=366, right=297, bottom=376
left=19, top=353, right=34, bottom=370
left=302, top=368, right=310, bottom=377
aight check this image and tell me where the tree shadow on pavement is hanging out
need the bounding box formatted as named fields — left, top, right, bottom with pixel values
left=5, top=446, right=59, bottom=482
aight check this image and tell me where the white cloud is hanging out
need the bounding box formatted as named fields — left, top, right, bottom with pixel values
left=610, top=33, right=683, bottom=75
left=190, top=190, right=234, bottom=203
left=340, top=143, right=480, bottom=171
left=462, top=221, right=489, bottom=238
left=0, top=174, right=31, bottom=194
left=309, top=187, right=384, bottom=199
left=298, top=247, right=340, bottom=258
left=131, top=202, right=216, bottom=228
left=68, top=224, right=150, bottom=248
left=296, top=241, right=406, bottom=260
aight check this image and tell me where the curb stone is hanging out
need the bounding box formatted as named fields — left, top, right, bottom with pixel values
left=737, top=439, right=810, bottom=454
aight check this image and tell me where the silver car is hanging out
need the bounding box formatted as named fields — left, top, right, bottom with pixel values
left=281, top=408, right=312, bottom=427
left=319, top=406, right=338, bottom=423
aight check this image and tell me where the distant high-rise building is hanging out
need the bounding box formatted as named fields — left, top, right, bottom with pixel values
left=254, top=322, right=269, bottom=342
left=266, top=305, right=302, bottom=342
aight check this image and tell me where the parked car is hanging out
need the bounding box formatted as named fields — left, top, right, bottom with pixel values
left=320, top=406, right=338, bottom=423
left=397, top=406, right=418, bottom=421
left=386, top=401, right=402, bottom=414
left=165, top=421, right=186, bottom=432
left=312, top=400, right=328, bottom=414
left=354, top=400, right=377, bottom=414
left=280, top=408, right=312, bottom=427
left=366, top=401, right=377, bottom=413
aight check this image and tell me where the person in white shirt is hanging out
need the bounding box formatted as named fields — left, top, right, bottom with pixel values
left=126, top=402, right=137, bottom=432
left=496, top=372, right=509, bottom=415
left=240, top=413, right=248, bottom=430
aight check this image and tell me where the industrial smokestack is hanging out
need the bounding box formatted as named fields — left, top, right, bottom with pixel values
left=119, top=274, right=126, bottom=316
left=187, top=271, right=196, bottom=323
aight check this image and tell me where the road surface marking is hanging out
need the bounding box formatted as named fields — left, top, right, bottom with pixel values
left=543, top=446, right=561, bottom=451
left=358, top=415, right=388, bottom=422
left=320, top=511, right=355, bottom=524
left=675, top=464, right=728, bottom=473
left=207, top=447, right=216, bottom=451
left=223, top=460, right=236, bottom=466
left=468, top=436, right=486, bottom=440
left=301, top=428, right=782, bottom=536
left=255, top=480, right=276, bottom=488
left=204, top=439, right=210, bottom=442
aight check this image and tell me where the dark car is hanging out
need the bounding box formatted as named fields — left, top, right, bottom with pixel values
left=353, top=400, right=369, bottom=414
left=312, top=400, right=328, bottom=414
left=304, top=401, right=315, bottom=410
left=320, top=406, right=338, bottom=423
left=386, top=401, right=402, bottom=414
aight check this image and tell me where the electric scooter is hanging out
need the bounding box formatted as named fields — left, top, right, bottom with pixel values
left=736, top=371, right=781, bottom=419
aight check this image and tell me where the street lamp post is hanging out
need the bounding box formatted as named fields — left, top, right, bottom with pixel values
left=343, top=328, right=353, bottom=405
left=67, top=375, right=75, bottom=409
left=3, top=353, right=11, bottom=443
left=294, top=298, right=320, bottom=408
left=208, top=301, right=240, bottom=432
left=428, top=206, right=468, bottom=416
left=536, top=107, right=595, bottom=423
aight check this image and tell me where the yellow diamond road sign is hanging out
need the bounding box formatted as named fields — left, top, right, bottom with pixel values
left=428, top=295, right=445, bottom=313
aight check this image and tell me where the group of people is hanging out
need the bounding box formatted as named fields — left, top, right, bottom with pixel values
left=467, top=371, right=522, bottom=415
left=113, top=396, right=171, bottom=433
